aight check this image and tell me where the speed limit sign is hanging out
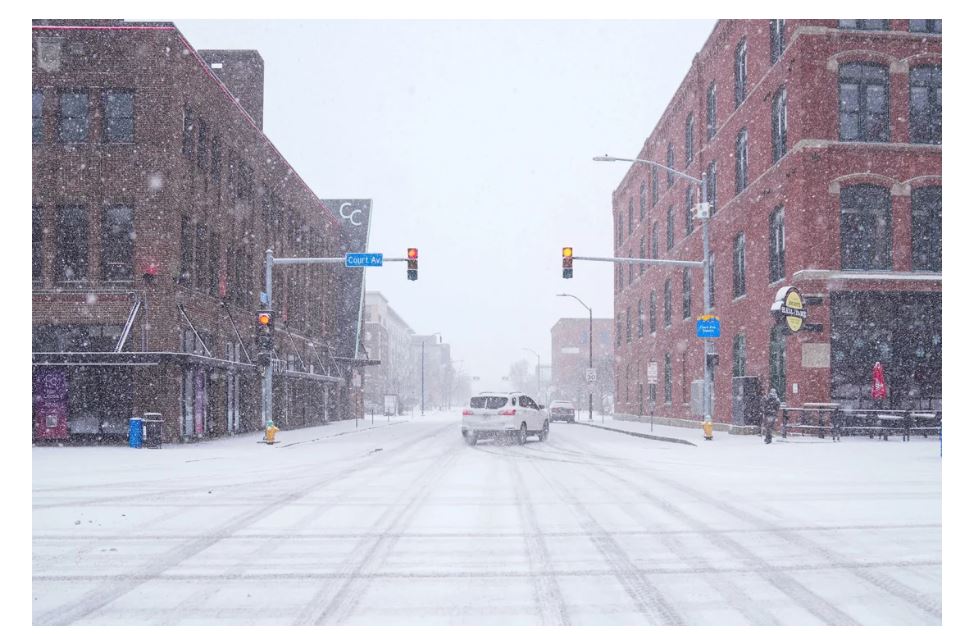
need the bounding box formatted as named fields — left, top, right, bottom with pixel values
left=586, top=368, right=597, bottom=383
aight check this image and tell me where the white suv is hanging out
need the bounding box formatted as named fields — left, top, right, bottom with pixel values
left=460, top=392, right=549, bottom=446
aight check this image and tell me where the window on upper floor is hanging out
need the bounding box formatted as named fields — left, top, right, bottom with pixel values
left=56, top=205, right=87, bottom=281
left=706, top=82, right=717, bottom=141
left=616, top=315, right=621, bottom=348
left=685, top=113, right=695, bottom=166
left=103, top=90, right=133, bottom=143
left=838, top=20, right=890, bottom=30
left=733, top=232, right=746, bottom=298
left=769, top=206, right=786, bottom=282
left=770, top=20, right=786, bottom=64
left=179, top=214, right=193, bottom=286
left=911, top=186, right=942, bottom=272
left=910, top=65, right=942, bottom=145
left=735, top=128, right=749, bottom=195
left=616, top=213, right=623, bottom=247
left=626, top=306, right=632, bottom=343
left=705, top=161, right=717, bottom=214
left=651, top=165, right=659, bottom=206
left=33, top=206, right=43, bottom=281
left=840, top=184, right=892, bottom=270
left=682, top=268, right=692, bottom=319
left=639, top=236, right=646, bottom=275
left=772, top=87, right=788, bottom=162
left=33, top=90, right=44, bottom=144
left=666, top=144, right=675, bottom=187
left=102, top=205, right=133, bottom=281
left=666, top=205, right=675, bottom=250
left=59, top=91, right=88, bottom=143
left=649, top=291, right=657, bottom=333
left=664, top=353, right=672, bottom=403
left=909, top=20, right=942, bottom=33
left=628, top=199, right=634, bottom=235
left=197, top=119, right=208, bottom=172
left=735, top=39, right=748, bottom=108
left=639, top=182, right=647, bottom=220
left=628, top=251, right=634, bottom=287
left=839, top=63, right=889, bottom=142
left=664, top=278, right=672, bottom=327
left=182, top=104, right=194, bottom=157
left=211, top=135, right=222, bottom=186
left=651, top=222, right=659, bottom=259
left=684, top=186, right=695, bottom=236
left=637, top=299, right=644, bottom=338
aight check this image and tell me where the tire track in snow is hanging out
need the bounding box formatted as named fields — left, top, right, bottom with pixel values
left=32, top=422, right=452, bottom=626
left=518, top=443, right=684, bottom=625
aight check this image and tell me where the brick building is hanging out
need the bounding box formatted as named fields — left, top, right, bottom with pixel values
left=611, top=20, right=941, bottom=425
left=550, top=318, right=614, bottom=414
left=32, top=20, right=366, bottom=442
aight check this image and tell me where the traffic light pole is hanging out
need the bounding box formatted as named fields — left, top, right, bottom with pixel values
left=261, top=248, right=416, bottom=431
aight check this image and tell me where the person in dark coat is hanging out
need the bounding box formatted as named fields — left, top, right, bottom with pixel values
left=763, top=388, right=781, bottom=444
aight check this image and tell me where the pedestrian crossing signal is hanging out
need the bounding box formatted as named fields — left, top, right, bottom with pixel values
left=562, top=247, right=573, bottom=279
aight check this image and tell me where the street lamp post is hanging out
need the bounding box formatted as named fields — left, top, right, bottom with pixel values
left=522, top=348, right=541, bottom=399
left=556, top=293, right=594, bottom=421
left=593, top=155, right=713, bottom=426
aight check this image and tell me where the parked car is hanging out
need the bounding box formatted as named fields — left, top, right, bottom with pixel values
left=460, top=391, right=549, bottom=446
left=549, top=400, right=576, bottom=423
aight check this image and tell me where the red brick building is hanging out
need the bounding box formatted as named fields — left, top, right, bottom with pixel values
left=611, top=20, right=941, bottom=426
left=32, top=20, right=366, bottom=442
left=550, top=318, right=614, bottom=414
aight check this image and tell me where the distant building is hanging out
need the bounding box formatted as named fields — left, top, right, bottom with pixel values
left=550, top=318, right=614, bottom=413
left=362, top=292, right=415, bottom=414
left=610, top=20, right=941, bottom=424
left=31, top=20, right=365, bottom=442
left=411, top=335, right=453, bottom=412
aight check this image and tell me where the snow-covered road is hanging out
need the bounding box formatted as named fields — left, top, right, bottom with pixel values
left=32, top=412, right=941, bottom=625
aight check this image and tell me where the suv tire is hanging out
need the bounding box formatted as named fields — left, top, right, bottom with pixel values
left=516, top=423, right=527, bottom=445
left=464, top=431, right=477, bottom=446
left=539, top=421, right=549, bottom=442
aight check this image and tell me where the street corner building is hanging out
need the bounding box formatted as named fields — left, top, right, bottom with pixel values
left=31, top=19, right=370, bottom=444
left=610, top=20, right=941, bottom=428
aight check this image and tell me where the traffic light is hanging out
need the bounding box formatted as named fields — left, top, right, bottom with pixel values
left=255, top=310, right=275, bottom=365
left=407, top=247, right=418, bottom=281
left=562, top=246, right=573, bottom=279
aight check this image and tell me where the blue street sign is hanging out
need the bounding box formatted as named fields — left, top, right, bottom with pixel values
left=696, top=315, right=721, bottom=338
left=345, top=252, right=384, bottom=267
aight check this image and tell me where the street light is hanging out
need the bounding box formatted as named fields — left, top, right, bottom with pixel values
left=420, top=332, right=441, bottom=416
left=522, top=348, right=541, bottom=399
left=556, top=293, right=594, bottom=421
left=594, top=154, right=714, bottom=426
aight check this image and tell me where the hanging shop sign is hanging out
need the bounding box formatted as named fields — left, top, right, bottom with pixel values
left=771, top=286, right=809, bottom=333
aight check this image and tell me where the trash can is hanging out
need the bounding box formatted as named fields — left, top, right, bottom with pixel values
left=128, top=417, right=144, bottom=448
left=142, top=412, right=164, bottom=449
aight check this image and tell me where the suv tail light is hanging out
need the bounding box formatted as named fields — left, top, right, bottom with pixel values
left=499, top=408, right=517, bottom=416
left=462, top=409, right=473, bottom=416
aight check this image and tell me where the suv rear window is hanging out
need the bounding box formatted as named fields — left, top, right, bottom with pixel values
left=470, top=396, right=508, bottom=409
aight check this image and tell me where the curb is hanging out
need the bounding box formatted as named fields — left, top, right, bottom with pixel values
left=573, top=422, right=697, bottom=447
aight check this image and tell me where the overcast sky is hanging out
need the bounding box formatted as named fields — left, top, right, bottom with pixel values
left=174, top=19, right=717, bottom=388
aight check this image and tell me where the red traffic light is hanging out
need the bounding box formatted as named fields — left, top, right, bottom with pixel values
left=407, top=247, right=418, bottom=259
left=257, top=312, right=272, bottom=326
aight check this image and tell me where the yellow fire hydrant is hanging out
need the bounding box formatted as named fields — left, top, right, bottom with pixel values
left=702, top=418, right=714, bottom=441
left=264, top=422, right=279, bottom=444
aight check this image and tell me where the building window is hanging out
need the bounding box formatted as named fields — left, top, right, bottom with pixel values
left=770, top=20, right=785, bottom=64
left=197, top=120, right=209, bottom=172
left=685, top=186, right=695, bottom=236
left=772, top=87, right=788, bottom=162
left=33, top=206, right=43, bottom=281
left=194, top=225, right=207, bottom=292
left=628, top=251, right=634, bottom=287
left=651, top=222, right=659, bottom=259
left=839, top=63, right=889, bottom=142
left=182, top=104, right=194, bottom=157
left=649, top=291, right=657, bottom=333
left=910, top=65, right=942, bottom=144
left=705, top=161, right=717, bottom=214
left=639, top=183, right=647, bottom=220
left=209, top=230, right=220, bottom=296
left=616, top=314, right=621, bottom=348
left=651, top=165, right=659, bottom=206
left=638, top=299, right=644, bottom=338
left=616, top=213, right=623, bottom=247
left=626, top=306, right=632, bottom=343
left=664, top=353, right=672, bottom=404
left=733, top=334, right=747, bottom=377
left=618, top=263, right=623, bottom=289
left=103, top=90, right=133, bottom=143
left=56, top=205, right=87, bottom=281
left=58, top=91, right=88, bottom=143
left=666, top=144, right=675, bottom=187
left=769, top=322, right=787, bottom=397
left=838, top=20, right=889, bottom=30
left=666, top=206, right=675, bottom=250
left=685, top=113, right=694, bottom=166
left=909, top=20, right=942, bottom=33
left=639, top=236, right=646, bottom=275
left=628, top=199, right=634, bottom=235
left=664, top=278, right=672, bottom=327
left=769, top=206, right=785, bottom=282
left=33, top=90, right=44, bottom=144
left=733, top=233, right=746, bottom=298
left=735, top=129, right=748, bottom=194
left=179, top=214, right=193, bottom=286
left=841, top=184, right=892, bottom=270
left=912, top=186, right=942, bottom=271
left=102, top=206, right=133, bottom=281
left=706, top=82, right=717, bottom=141
left=682, top=268, right=692, bottom=319
left=735, top=39, right=748, bottom=108
left=211, top=135, right=221, bottom=186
